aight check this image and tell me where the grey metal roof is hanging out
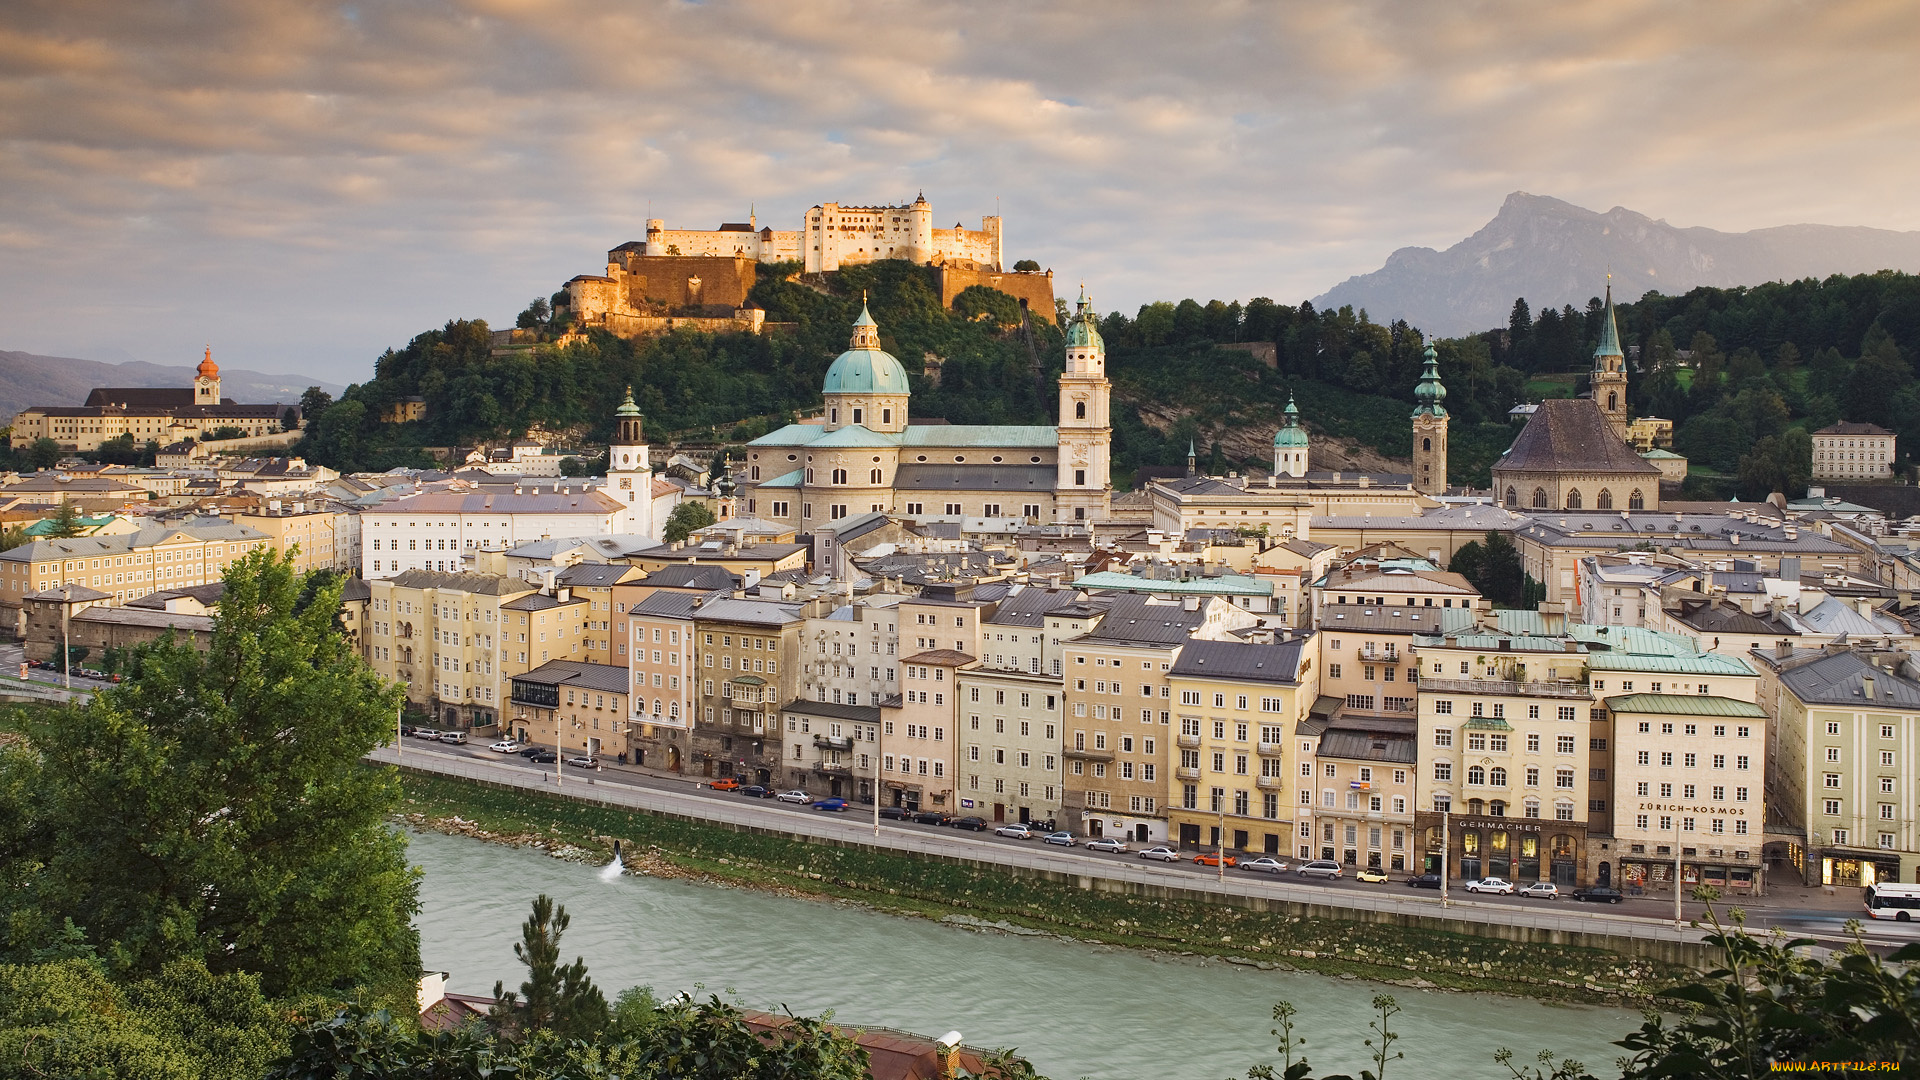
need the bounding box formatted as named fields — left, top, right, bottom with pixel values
left=1072, top=593, right=1208, bottom=646
left=892, top=464, right=1055, bottom=492
left=629, top=589, right=726, bottom=618
left=386, top=570, right=532, bottom=596
left=1778, top=651, right=1920, bottom=708
left=1496, top=398, right=1661, bottom=474
left=691, top=596, right=804, bottom=626
left=510, top=659, right=631, bottom=696
left=556, top=563, right=635, bottom=588
left=780, top=699, right=882, bottom=722
left=1315, top=606, right=1476, bottom=634
left=985, top=586, right=1080, bottom=627
left=1315, top=730, right=1417, bottom=764
left=642, top=564, right=739, bottom=590
left=1168, top=639, right=1307, bottom=683
left=502, top=592, right=587, bottom=611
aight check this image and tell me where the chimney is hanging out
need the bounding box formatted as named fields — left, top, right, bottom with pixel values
left=1774, top=639, right=1792, bottom=659
left=542, top=568, right=556, bottom=594
left=1863, top=673, right=1877, bottom=700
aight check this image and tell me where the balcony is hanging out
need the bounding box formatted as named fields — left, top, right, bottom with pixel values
left=1064, top=746, right=1114, bottom=763
left=1176, top=733, right=1201, bottom=749
left=811, top=761, right=852, bottom=776
left=1255, top=774, right=1285, bottom=790
left=1256, top=742, right=1285, bottom=757
left=1175, top=765, right=1201, bottom=781
left=1415, top=677, right=1590, bottom=699
left=813, top=734, right=854, bottom=751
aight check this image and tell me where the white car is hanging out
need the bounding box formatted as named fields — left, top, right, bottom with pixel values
left=1517, top=882, right=1560, bottom=900
left=1465, top=877, right=1515, bottom=895
left=1136, top=846, right=1181, bottom=862
left=488, top=740, right=522, bottom=754
left=565, top=755, right=600, bottom=769
left=1085, top=837, right=1128, bottom=854
left=994, top=823, right=1034, bottom=839
left=1240, top=857, right=1290, bottom=874
left=775, top=790, right=811, bottom=804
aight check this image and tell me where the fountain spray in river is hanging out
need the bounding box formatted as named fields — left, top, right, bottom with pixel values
left=600, top=840, right=624, bottom=881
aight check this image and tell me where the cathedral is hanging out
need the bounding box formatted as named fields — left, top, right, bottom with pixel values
left=1491, top=285, right=1664, bottom=512
left=735, top=291, right=1113, bottom=527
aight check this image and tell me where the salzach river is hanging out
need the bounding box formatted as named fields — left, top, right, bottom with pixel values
left=411, top=829, right=1640, bottom=1079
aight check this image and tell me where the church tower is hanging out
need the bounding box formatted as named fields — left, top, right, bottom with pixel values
left=1410, top=342, right=1450, bottom=496
left=1272, top=393, right=1309, bottom=477
left=609, top=387, right=653, bottom=536
left=1055, top=288, right=1112, bottom=523
left=1592, top=279, right=1629, bottom=439
left=194, top=347, right=221, bottom=406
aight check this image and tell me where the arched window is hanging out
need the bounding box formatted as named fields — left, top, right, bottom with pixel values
left=1075, top=401, right=1086, bottom=420
left=831, top=468, right=848, bottom=485
left=1489, top=766, right=1508, bottom=787
left=1422, top=437, right=1432, bottom=452
left=668, top=702, right=679, bottom=720
left=1506, top=486, right=1518, bottom=506
left=1532, top=488, right=1548, bottom=508
left=1607, top=391, right=1617, bottom=411
left=1565, top=489, right=1582, bottom=510
left=1488, top=799, right=1507, bottom=817
left=1597, top=489, right=1613, bottom=510
left=806, top=468, right=815, bottom=483
left=869, top=468, right=883, bottom=484
left=1466, top=799, right=1486, bottom=816
left=1628, top=489, right=1645, bottom=510
left=1466, top=765, right=1486, bottom=786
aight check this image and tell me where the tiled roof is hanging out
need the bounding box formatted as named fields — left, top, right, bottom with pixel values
left=900, top=425, right=1057, bottom=448
left=1072, top=593, right=1209, bottom=646
left=1495, top=399, right=1660, bottom=474
left=510, top=659, right=630, bottom=695
left=892, top=464, right=1054, bottom=491
left=385, top=570, right=532, bottom=596
left=641, top=565, right=739, bottom=590
left=899, top=648, right=977, bottom=666
left=1815, top=422, right=1894, bottom=436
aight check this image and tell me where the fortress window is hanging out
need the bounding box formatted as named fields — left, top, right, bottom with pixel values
left=1629, top=490, right=1645, bottom=510
left=1597, top=489, right=1613, bottom=510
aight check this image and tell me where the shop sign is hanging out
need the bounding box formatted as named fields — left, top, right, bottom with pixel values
left=960, top=799, right=975, bottom=808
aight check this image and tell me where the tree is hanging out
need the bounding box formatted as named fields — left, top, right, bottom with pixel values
left=45, top=500, right=86, bottom=538
left=516, top=296, right=551, bottom=329
left=490, top=894, right=607, bottom=1041
left=0, top=549, right=420, bottom=1004
left=206, top=425, right=247, bottom=441
left=1478, top=531, right=1525, bottom=608
left=298, top=386, right=333, bottom=426
left=1012, top=259, right=1041, bottom=272
left=661, top=501, right=716, bottom=543
left=1737, top=430, right=1812, bottom=500
left=26, top=437, right=61, bottom=470
left=1447, top=541, right=1485, bottom=586
left=558, top=456, right=586, bottom=477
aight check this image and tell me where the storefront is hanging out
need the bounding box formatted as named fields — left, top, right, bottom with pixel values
left=1816, top=848, right=1905, bottom=888
left=1415, top=812, right=1586, bottom=886
left=1618, top=853, right=1761, bottom=896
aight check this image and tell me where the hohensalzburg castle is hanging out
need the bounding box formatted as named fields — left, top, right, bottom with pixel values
left=624, top=193, right=1002, bottom=272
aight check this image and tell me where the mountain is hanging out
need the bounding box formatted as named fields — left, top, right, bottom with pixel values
left=0, top=351, right=344, bottom=427
left=1313, top=192, right=1920, bottom=337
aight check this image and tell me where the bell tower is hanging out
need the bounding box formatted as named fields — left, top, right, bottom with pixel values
left=1410, top=342, right=1450, bottom=496
left=1591, top=278, right=1629, bottom=439
left=609, top=386, right=653, bottom=536
left=194, top=346, right=221, bottom=406
left=1055, top=287, right=1111, bottom=523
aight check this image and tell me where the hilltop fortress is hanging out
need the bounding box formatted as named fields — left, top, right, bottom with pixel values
left=563, top=194, right=1055, bottom=338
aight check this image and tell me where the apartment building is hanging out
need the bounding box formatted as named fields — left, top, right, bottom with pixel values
left=624, top=589, right=711, bottom=771
left=977, top=583, right=1082, bottom=676
left=1602, top=694, right=1769, bottom=896
left=362, top=486, right=625, bottom=579
left=797, top=593, right=902, bottom=708
left=365, top=570, right=535, bottom=730
left=881, top=649, right=972, bottom=812
left=957, top=667, right=1064, bottom=825
left=1317, top=607, right=1473, bottom=717
left=1310, top=561, right=1479, bottom=627
left=0, top=520, right=272, bottom=608
left=1297, top=710, right=1418, bottom=870
left=780, top=699, right=881, bottom=801
left=1165, top=638, right=1316, bottom=857
left=691, top=596, right=804, bottom=784
left=508, top=659, right=632, bottom=758
left=555, top=562, right=644, bottom=665
left=1754, top=647, right=1920, bottom=887
left=229, top=503, right=354, bottom=573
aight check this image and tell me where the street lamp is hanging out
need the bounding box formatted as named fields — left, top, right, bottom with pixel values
left=1440, top=807, right=1451, bottom=908
left=1674, top=816, right=1685, bottom=930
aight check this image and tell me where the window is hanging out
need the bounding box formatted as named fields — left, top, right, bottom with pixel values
left=1434, top=729, right=1453, bottom=747
left=1433, top=699, right=1452, bottom=715
left=1433, top=762, right=1452, bottom=781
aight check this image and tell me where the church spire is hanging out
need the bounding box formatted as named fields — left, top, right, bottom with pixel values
left=1593, top=278, right=1624, bottom=367
left=1411, top=342, right=1447, bottom=417
left=1590, top=276, right=1629, bottom=437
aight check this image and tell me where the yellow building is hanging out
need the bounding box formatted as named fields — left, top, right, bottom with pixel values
left=229, top=505, right=351, bottom=573
left=1165, top=638, right=1317, bottom=858
left=9, top=350, right=297, bottom=453
left=508, top=660, right=632, bottom=761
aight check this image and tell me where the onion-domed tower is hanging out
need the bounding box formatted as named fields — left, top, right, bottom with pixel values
left=1273, top=394, right=1309, bottom=477
left=194, top=346, right=221, bottom=406
left=1411, top=343, right=1449, bottom=496
left=609, top=386, right=653, bottom=535
left=1055, top=287, right=1111, bottom=523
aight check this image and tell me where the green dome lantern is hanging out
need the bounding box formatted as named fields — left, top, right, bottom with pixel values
left=821, top=299, right=911, bottom=396
left=1411, top=343, right=1448, bottom=418
left=1273, top=394, right=1310, bottom=448
left=1066, top=286, right=1103, bottom=351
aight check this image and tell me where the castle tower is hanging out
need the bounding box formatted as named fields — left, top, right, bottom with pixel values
left=1410, top=342, right=1450, bottom=496
left=609, top=387, right=653, bottom=536
left=1592, top=279, right=1629, bottom=438
left=905, top=192, right=934, bottom=265
left=1272, top=394, right=1309, bottom=477
left=1055, top=288, right=1112, bottom=523
left=194, top=347, right=221, bottom=406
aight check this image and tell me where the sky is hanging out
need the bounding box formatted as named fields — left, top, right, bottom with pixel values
left=3, top=0, right=1918, bottom=381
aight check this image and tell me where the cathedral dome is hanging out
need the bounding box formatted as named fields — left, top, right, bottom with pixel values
left=1273, top=395, right=1309, bottom=448
left=1065, top=288, right=1103, bottom=350
left=822, top=302, right=911, bottom=396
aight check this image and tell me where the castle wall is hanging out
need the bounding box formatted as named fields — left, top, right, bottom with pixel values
left=931, top=217, right=1001, bottom=268
left=640, top=225, right=800, bottom=262
left=938, top=267, right=1057, bottom=325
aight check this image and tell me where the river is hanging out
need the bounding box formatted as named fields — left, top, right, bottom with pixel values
left=411, top=829, right=1641, bottom=1079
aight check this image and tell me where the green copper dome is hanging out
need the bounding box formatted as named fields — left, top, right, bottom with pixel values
left=615, top=386, right=641, bottom=418
left=822, top=301, right=911, bottom=395
left=1065, top=287, right=1103, bottom=350
left=1274, top=394, right=1309, bottom=448
left=1411, top=343, right=1448, bottom=418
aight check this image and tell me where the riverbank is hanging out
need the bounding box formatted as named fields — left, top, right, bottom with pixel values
left=398, top=770, right=1693, bottom=1005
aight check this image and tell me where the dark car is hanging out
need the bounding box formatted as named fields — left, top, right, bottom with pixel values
left=528, top=751, right=558, bottom=764
left=878, top=806, right=912, bottom=820
left=1570, top=886, right=1625, bottom=905
left=951, top=816, right=989, bottom=831
left=519, top=745, right=546, bottom=757
left=739, top=785, right=771, bottom=798
left=1404, top=873, right=1443, bottom=889
left=811, top=797, right=850, bottom=812
left=913, top=810, right=955, bottom=826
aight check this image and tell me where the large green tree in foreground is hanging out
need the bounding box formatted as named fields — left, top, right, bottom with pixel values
left=0, top=549, right=420, bottom=1004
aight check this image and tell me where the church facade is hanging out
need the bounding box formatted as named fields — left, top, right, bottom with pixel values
left=9, top=349, right=297, bottom=453
left=737, top=293, right=1112, bottom=528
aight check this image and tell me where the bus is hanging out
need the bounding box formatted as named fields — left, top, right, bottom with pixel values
left=1864, top=882, right=1920, bottom=921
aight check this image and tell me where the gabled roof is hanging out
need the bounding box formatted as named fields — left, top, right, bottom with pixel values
left=1169, top=639, right=1307, bottom=683
left=1778, top=650, right=1920, bottom=708
left=1495, top=399, right=1660, bottom=475
left=641, top=564, right=740, bottom=591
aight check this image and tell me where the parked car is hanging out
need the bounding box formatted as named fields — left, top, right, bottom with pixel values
left=1240, top=857, right=1289, bottom=874
left=709, top=777, right=742, bottom=791
left=775, top=789, right=811, bottom=803
left=1355, top=868, right=1391, bottom=883
left=1570, top=885, right=1625, bottom=904
left=1297, top=860, right=1343, bottom=879
left=488, top=740, right=521, bottom=753
left=913, top=810, right=956, bottom=826
left=995, top=823, right=1034, bottom=839
left=952, top=816, right=989, bottom=831
left=738, top=785, right=771, bottom=798
left=412, top=728, right=441, bottom=739
left=1194, top=852, right=1236, bottom=867
left=1137, top=846, right=1181, bottom=862
left=1042, top=831, right=1076, bottom=846
left=565, top=755, right=598, bottom=768
left=528, top=751, right=558, bottom=764
left=878, top=806, right=912, bottom=820
left=518, top=745, right=547, bottom=757
left=811, top=797, right=850, bottom=812
left=1404, top=873, right=1443, bottom=889
left=1464, top=877, right=1515, bottom=895
left=1518, top=882, right=1560, bottom=900
left=1084, top=837, right=1128, bottom=854
left=440, top=731, right=468, bottom=745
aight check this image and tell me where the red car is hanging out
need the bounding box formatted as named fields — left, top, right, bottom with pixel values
left=1194, top=852, right=1238, bottom=868
left=709, top=777, right=741, bottom=791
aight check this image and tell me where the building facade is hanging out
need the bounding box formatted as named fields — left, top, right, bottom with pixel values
left=1811, top=422, right=1897, bottom=481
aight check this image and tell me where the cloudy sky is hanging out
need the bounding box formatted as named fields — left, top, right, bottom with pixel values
left=4, top=0, right=1917, bottom=380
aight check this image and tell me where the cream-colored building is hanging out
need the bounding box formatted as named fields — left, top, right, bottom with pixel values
left=228, top=504, right=353, bottom=574
left=958, top=667, right=1065, bottom=825
left=881, top=648, right=971, bottom=812
left=780, top=699, right=880, bottom=802
left=798, top=593, right=903, bottom=709
left=1602, top=695, right=1768, bottom=897
left=364, top=570, right=537, bottom=731
left=9, top=350, right=296, bottom=453
left=1811, top=422, right=1897, bottom=481
left=0, top=520, right=272, bottom=608
left=507, top=660, right=632, bottom=761
left=804, top=195, right=1000, bottom=273
left=1165, top=638, right=1317, bottom=858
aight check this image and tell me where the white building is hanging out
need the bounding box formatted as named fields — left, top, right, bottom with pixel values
left=1811, top=422, right=1897, bottom=481
left=362, top=486, right=625, bottom=579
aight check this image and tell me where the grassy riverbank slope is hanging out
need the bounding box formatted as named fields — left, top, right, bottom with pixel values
left=399, top=771, right=1687, bottom=1006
